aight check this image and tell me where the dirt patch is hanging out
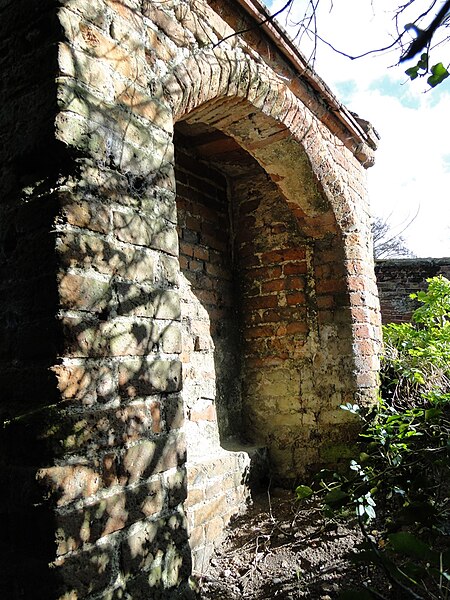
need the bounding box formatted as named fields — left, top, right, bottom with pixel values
left=197, top=488, right=387, bottom=599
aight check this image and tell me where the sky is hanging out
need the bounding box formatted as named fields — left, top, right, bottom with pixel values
left=267, top=0, right=450, bottom=258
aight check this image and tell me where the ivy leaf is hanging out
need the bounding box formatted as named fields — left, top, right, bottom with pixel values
left=418, top=52, right=429, bottom=70
left=405, top=52, right=429, bottom=80
left=324, top=488, right=349, bottom=506
left=388, top=532, right=432, bottom=561
left=405, top=66, right=419, bottom=80
left=427, top=63, right=449, bottom=87
left=425, top=407, right=442, bottom=421
left=295, top=485, right=313, bottom=500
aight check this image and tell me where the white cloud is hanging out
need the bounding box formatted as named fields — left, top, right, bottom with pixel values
left=268, top=0, right=450, bottom=257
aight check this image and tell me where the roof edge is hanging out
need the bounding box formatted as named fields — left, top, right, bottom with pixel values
left=233, top=0, right=379, bottom=164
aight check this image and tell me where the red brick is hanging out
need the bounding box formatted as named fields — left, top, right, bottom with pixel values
left=188, top=175, right=222, bottom=198
left=286, top=321, right=308, bottom=334
left=195, top=203, right=218, bottom=222
left=318, top=310, right=334, bottom=324
left=349, top=291, right=365, bottom=306
left=244, top=324, right=276, bottom=338
left=201, top=233, right=227, bottom=252
left=261, top=279, right=285, bottom=293
left=179, top=240, right=194, bottom=257
left=195, top=289, right=217, bottom=305
left=247, top=265, right=283, bottom=281
left=205, top=262, right=228, bottom=278
left=257, top=308, right=283, bottom=323
left=179, top=255, right=189, bottom=270
left=260, top=249, right=284, bottom=265
left=286, top=292, right=306, bottom=306
left=186, top=215, right=202, bottom=231
left=201, top=220, right=226, bottom=239
left=316, top=278, right=347, bottom=294
left=244, top=295, right=278, bottom=310
left=283, top=261, right=307, bottom=276
left=317, top=295, right=334, bottom=309
left=354, top=339, right=375, bottom=355
left=176, top=197, right=192, bottom=213
left=188, top=259, right=204, bottom=272
left=286, top=276, right=305, bottom=291
left=176, top=182, right=197, bottom=202
left=281, top=248, right=307, bottom=261
left=264, top=338, right=291, bottom=359
left=194, top=246, right=209, bottom=261
left=239, top=253, right=260, bottom=268
left=354, top=324, right=370, bottom=338
left=348, top=276, right=367, bottom=292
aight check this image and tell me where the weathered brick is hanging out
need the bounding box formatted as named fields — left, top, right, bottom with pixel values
left=120, top=433, right=186, bottom=484
left=59, top=272, right=111, bottom=312
left=61, top=199, right=110, bottom=234
left=37, top=464, right=101, bottom=507
left=119, top=359, right=182, bottom=396
left=117, top=284, right=180, bottom=320
left=54, top=479, right=165, bottom=553
left=53, top=362, right=115, bottom=404
left=286, top=292, right=306, bottom=306
left=191, top=496, right=227, bottom=528
left=113, top=211, right=179, bottom=256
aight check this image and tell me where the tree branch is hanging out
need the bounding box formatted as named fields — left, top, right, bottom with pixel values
left=400, top=0, right=450, bottom=61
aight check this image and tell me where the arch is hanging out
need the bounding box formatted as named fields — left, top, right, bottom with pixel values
left=166, top=44, right=380, bottom=484
left=164, top=46, right=374, bottom=238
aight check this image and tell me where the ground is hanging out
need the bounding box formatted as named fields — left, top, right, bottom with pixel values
left=197, top=489, right=392, bottom=600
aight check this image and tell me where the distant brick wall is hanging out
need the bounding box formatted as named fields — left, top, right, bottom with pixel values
left=375, top=258, right=450, bottom=323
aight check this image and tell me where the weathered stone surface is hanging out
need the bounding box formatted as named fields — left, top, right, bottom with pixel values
left=113, top=210, right=179, bottom=256
left=115, top=284, right=181, bottom=322
left=58, top=232, right=156, bottom=283
left=118, top=359, right=182, bottom=396
left=59, top=272, right=111, bottom=312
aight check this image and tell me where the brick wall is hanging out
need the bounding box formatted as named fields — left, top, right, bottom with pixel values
left=233, top=168, right=364, bottom=478
left=0, top=0, right=381, bottom=596
left=175, top=137, right=241, bottom=444
left=175, top=136, right=252, bottom=571
left=376, top=258, right=450, bottom=323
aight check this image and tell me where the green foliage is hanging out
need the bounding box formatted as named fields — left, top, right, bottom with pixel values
left=295, top=484, right=313, bottom=500
left=383, top=276, right=450, bottom=404
left=297, top=277, right=450, bottom=599
left=405, top=52, right=429, bottom=80
left=405, top=52, right=449, bottom=88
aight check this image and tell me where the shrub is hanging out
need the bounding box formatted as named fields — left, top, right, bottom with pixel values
left=297, top=276, right=450, bottom=599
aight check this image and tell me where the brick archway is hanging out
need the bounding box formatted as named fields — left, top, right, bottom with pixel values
left=164, top=47, right=380, bottom=480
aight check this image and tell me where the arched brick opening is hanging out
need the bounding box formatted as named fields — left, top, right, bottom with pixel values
left=173, top=119, right=352, bottom=477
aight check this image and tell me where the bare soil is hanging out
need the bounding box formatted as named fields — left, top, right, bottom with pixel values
left=197, top=488, right=390, bottom=600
